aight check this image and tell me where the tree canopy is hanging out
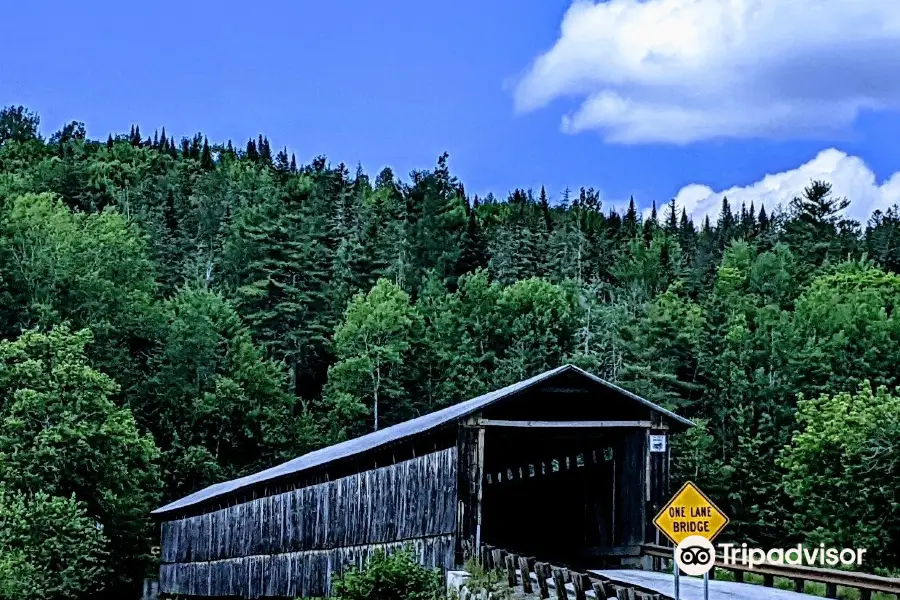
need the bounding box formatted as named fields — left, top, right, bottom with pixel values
left=1, top=104, right=899, bottom=595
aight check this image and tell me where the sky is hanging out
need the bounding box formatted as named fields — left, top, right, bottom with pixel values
left=4, top=0, right=900, bottom=222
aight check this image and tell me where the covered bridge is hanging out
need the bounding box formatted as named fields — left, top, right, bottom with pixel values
left=153, top=364, right=693, bottom=598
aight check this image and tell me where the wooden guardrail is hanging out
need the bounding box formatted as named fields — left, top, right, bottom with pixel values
left=474, top=545, right=669, bottom=600
left=643, top=543, right=900, bottom=600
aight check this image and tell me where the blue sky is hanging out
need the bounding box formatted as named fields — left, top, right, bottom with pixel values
left=4, top=0, right=900, bottom=221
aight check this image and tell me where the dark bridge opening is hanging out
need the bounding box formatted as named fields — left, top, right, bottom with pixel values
left=480, top=426, right=648, bottom=567
left=469, top=372, right=670, bottom=568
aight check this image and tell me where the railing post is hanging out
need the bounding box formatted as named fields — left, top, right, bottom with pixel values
left=615, top=586, right=636, bottom=600
left=551, top=567, right=568, bottom=600
left=505, top=554, right=518, bottom=587
left=483, top=545, right=494, bottom=569
left=572, top=573, right=588, bottom=600
left=825, top=582, right=838, bottom=598
left=491, top=549, right=502, bottom=572
left=592, top=580, right=611, bottom=600
left=534, top=562, right=550, bottom=599
left=519, top=556, right=534, bottom=594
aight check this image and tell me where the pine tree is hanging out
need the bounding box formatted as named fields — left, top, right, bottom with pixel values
left=643, top=201, right=658, bottom=243
left=785, top=180, right=857, bottom=265
left=130, top=124, right=142, bottom=147
left=245, top=139, right=259, bottom=162
left=679, top=208, right=697, bottom=267
left=456, top=198, right=487, bottom=278
left=274, top=148, right=290, bottom=173
left=747, top=201, right=758, bottom=234
left=539, top=185, right=552, bottom=233
left=622, top=196, right=639, bottom=240
left=717, top=197, right=735, bottom=246
left=225, top=190, right=331, bottom=397
left=665, top=198, right=679, bottom=233
left=200, top=137, right=213, bottom=170
left=258, top=135, right=272, bottom=165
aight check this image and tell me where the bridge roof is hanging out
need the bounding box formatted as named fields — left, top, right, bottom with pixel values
left=152, top=364, right=692, bottom=517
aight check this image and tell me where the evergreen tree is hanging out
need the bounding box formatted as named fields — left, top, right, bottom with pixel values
left=643, top=201, right=658, bottom=243
left=665, top=198, right=678, bottom=233
left=785, top=180, right=859, bottom=266
left=200, top=137, right=213, bottom=170
left=539, top=185, right=552, bottom=233
left=245, top=138, right=259, bottom=162
left=622, top=195, right=639, bottom=239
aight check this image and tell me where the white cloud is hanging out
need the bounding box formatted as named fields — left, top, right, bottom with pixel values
left=665, top=148, right=900, bottom=223
left=514, top=0, right=900, bottom=143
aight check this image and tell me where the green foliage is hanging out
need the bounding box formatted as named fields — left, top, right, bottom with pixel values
left=146, top=287, right=308, bottom=501
left=0, top=326, right=160, bottom=591
left=0, top=192, right=159, bottom=395
left=790, top=262, right=900, bottom=395
left=456, top=559, right=512, bottom=600
left=332, top=549, right=444, bottom=600
left=0, top=106, right=40, bottom=145
left=780, top=384, right=900, bottom=567
left=324, top=279, right=422, bottom=439
left=4, top=104, right=900, bottom=587
left=0, top=490, right=108, bottom=600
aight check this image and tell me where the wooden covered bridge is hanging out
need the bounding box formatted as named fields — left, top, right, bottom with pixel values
left=153, top=364, right=693, bottom=598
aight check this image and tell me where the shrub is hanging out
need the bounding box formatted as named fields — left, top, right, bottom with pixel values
left=457, top=559, right=512, bottom=600
left=0, top=490, right=109, bottom=600
left=332, top=548, right=443, bottom=600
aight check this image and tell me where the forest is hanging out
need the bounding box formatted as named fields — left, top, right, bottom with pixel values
left=0, top=104, right=897, bottom=598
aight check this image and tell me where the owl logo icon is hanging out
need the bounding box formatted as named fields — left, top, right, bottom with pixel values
left=675, top=535, right=716, bottom=576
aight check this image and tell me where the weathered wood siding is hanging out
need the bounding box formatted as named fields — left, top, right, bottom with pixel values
left=159, top=447, right=457, bottom=598
left=159, top=536, right=454, bottom=598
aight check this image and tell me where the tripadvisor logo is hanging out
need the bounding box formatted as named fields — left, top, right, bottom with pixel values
left=674, top=537, right=868, bottom=576
left=675, top=536, right=716, bottom=576
left=720, top=543, right=867, bottom=570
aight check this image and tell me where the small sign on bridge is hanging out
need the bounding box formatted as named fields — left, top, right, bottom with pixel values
left=653, top=481, right=729, bottom=545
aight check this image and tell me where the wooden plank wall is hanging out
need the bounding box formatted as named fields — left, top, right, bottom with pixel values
left=159, top=447, right=457, bottom=598
left=455, top=424, right=483, bottom=565
left=159, top=536, right=454, bottom=598
left=614, top=430, right=647, bottom=547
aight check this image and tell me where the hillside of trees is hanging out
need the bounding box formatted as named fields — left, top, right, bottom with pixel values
left=0, top=104, right=898, bottom=598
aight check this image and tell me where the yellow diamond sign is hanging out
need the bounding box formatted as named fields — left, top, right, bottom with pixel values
left=653, top=481, right=729, bottom=545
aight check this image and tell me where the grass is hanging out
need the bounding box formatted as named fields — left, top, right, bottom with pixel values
left=708, top=568, right=896, bottom=600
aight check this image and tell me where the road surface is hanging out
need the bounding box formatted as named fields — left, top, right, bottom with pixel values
left=592, top=569, right=822, bottom=600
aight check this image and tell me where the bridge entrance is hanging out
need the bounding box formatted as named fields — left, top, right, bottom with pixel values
left=479, top=426, right=650, bottom=566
